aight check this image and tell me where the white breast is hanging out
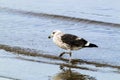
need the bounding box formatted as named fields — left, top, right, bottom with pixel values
left=53, top=35, right=69, bottom=50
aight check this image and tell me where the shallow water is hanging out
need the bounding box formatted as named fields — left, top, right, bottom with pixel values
left=1, top=0, right=120, bottom=24
left=0, top=1, right=120, bottom=80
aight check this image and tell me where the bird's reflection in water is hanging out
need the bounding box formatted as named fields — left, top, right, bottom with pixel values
left=53, top=66, right=96, bottom=80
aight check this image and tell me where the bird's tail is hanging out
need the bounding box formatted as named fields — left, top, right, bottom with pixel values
left=84, top=42, right=98, bottom=48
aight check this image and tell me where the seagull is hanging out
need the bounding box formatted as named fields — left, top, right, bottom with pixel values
left=48, top=30, right=98, bottom=62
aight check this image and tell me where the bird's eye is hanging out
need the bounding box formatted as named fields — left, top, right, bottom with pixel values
left=53, top=32, right=55, bottom=34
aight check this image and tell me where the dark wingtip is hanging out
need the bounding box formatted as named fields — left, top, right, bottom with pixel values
left=89, top=43, right=98, bottom=47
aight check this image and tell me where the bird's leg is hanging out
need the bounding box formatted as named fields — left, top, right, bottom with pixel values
left=59, top=52, right=66, bottom=57
left=59, top=50, right=72, bottom=64
left=68, top=50, right=72, bottom=64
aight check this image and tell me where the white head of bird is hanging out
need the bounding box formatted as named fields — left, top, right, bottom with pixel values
left=48, top=30, right=63, bottom=39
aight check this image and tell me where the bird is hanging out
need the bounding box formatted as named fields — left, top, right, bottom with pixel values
left=48, top=30, right=98, bottom=63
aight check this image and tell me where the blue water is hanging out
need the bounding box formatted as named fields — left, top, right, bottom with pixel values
left=0, top=0, right=120, bottom=80
left=0, top=0, right=120, bottom=24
